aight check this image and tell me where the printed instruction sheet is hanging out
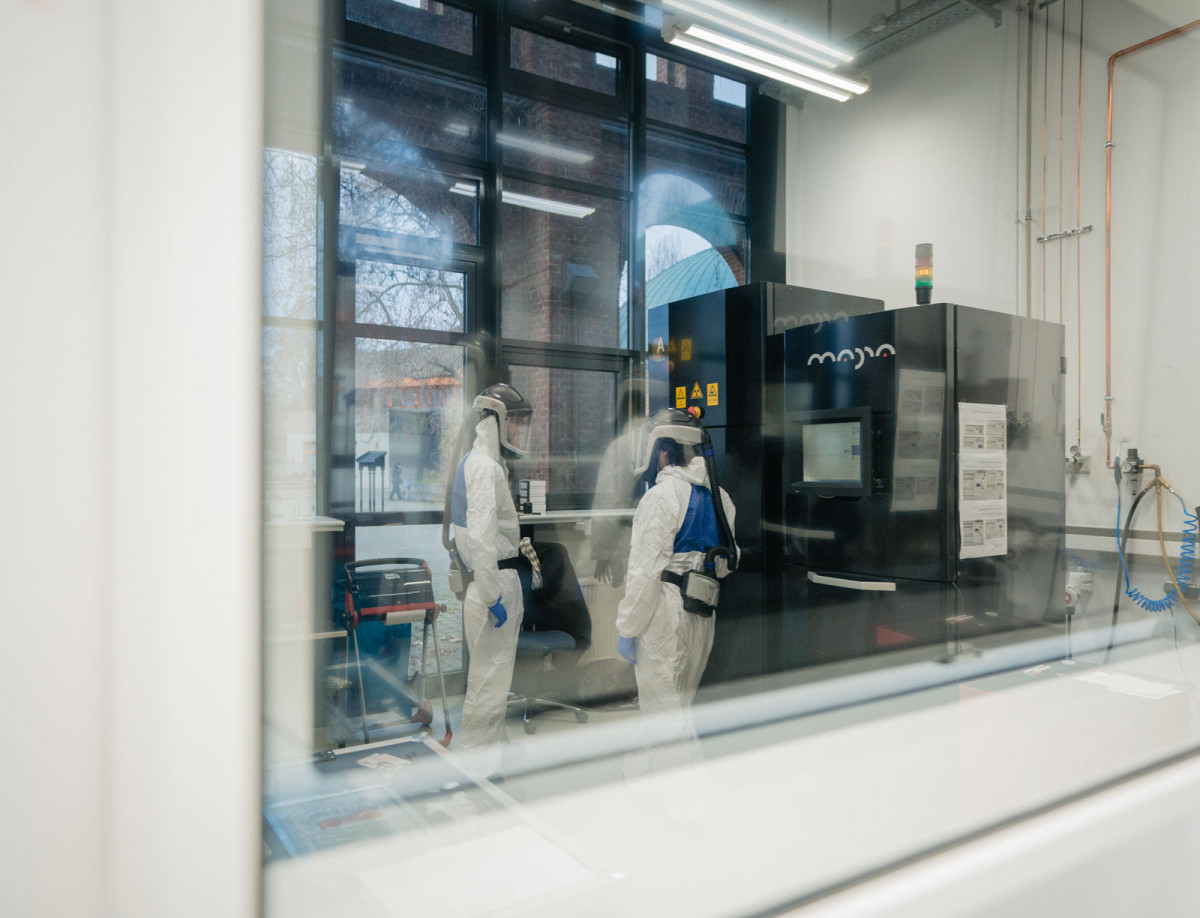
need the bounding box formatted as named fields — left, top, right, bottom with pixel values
left=958, top=402, right=1008, bottom=558
left=891, top=369, right=946, bottom=512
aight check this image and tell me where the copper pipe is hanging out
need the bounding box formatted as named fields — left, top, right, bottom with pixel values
left=1041, top=9, right=1049, bottom=321
left=1075, top=0, right=1084, bottom=451
left=1104, top=18, right=1200, bottom=468
left=1058, top=2, right=1065, bottom=326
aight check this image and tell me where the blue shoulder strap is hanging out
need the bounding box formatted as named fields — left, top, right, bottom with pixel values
left=674, top=484, right=720, bottom=554
left=451, top=451, right=471, bottom=527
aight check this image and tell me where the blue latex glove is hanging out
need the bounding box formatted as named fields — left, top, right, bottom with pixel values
left=617, top=635, right=637, bottom=664
left=488, top=599, right=508, bottom=628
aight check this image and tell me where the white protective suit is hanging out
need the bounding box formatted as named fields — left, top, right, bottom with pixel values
left=616, top=455, right=737, bottom=716
left=452, top=415, right=524, bottom=766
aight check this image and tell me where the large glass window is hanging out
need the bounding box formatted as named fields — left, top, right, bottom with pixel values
left=500, top=179, right=627, bottom=347
left=346, top=0, right=475, bottom=53
left=509, top=364, right=617, bottom=501
left=510, top=27, right=619, bottom=95
left=335, top=53, right=486, bottom=161
left=646, top=53, right=748, bottom=143
left=341, top=165, right=479, bottom=245
left=501, top=95, right=628, bottom=189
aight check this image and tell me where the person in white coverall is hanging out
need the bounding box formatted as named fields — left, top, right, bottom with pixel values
left=615, top=410, right=737, bottom=719
left=450, top=383, right=533, bottom=773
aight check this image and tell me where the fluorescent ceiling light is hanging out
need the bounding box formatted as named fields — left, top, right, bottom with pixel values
left=495, top=131, right=594, bottom=165
left=666, top=33, right=852, bottom=102
left=449, top=182, right=596, bottom=218
left=502, top=190, right=595, bottom=219
left=662, top=0, right=854, bottom=64
left=681, top=23, right=868, bottom=94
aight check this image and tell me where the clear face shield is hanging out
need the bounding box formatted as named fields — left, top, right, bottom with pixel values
left=502, top=409, right=533, bottom=458
left=632, top=414, right=704, bottom=478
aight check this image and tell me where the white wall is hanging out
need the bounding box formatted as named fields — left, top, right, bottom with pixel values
left=787, top=0, right=1200, bottom=536
left=1, top=2, right=262, bottom=916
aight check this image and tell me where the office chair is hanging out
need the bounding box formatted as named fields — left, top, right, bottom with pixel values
left=508, top=629, right=589, bottom=734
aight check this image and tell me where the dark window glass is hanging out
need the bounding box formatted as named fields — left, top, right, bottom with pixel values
left=340, top=166, right=478, bottom=245
left=500, top=179, right=627, bottom=348
left=646, top=53, right=747, bottom=144
left=335, top=53, right=486, bottom=161
left=501, top=95, right=628, bottom=190
left=355, top=259, right=466, bottom=332
left=645, top=130, right=747, bottom=218
left=346, top=0, right=475, bottom=54
left=509, top=366, right=617, bottom=500
left=510, top=28, right=617, bottom=95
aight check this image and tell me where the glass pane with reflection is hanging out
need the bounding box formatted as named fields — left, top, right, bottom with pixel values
left=346, top=0, right=475, bottom=54
left=341, top=165, right=478, bottom=245
left=646, top=52, right=747, bottom=144
left=355, top=259, right=466, bottom=332
left=353, top=339, right=465, bottom=513
left=262, top=148, right=319, bottom=320
left=500, top=179, right=627, bottom=347
left=501, top=95, right=628, bottom=189
left=510, top=27, right=617, bottom=95
left=335, top=52, right=486, bottom=161
left=508, top=365, right=616, bottom=504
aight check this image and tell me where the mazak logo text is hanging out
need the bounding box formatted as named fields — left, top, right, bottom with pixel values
left=807, top=344, right=895, bottom=369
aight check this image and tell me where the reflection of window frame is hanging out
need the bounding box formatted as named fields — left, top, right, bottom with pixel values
left=324, top=1, right=773, bottom=523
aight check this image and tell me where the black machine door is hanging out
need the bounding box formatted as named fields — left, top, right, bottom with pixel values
left=781, top=305, right=955, bottom=583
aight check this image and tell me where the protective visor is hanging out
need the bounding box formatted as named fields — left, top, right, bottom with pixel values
left=632, top=419, right=704, bottom=476
left=502, top=410, right=534, bottom=457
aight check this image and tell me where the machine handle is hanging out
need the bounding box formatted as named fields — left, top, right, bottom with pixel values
left=807, top=571, right=897, bottom=592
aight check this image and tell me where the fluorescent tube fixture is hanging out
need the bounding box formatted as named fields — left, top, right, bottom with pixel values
left=449, top=181, right=596, bottom=218
left=679, top=23, right=868, bottom=94
left=665, top=32, right=853, bottom=101
left=501, top=190, right=595, bottom=219
left=495, top=132, right=594, bottom=165
left=662, top=0, right=854, bottom=64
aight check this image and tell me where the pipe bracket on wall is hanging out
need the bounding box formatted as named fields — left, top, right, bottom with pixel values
left=1037, top=225, right=1093, bottom=244
left=959, top=0, right=1001, bottom=27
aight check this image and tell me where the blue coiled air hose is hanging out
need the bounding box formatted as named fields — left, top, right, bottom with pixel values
left=1115, top=489, right=1197, bottom=612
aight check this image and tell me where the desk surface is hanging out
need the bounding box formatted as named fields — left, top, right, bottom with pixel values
left=519, top=508, right=634, bottom=524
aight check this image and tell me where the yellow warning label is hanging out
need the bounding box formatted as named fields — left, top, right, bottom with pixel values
left=675, top=386, right=687, bottom=408
left=707, top=383, right=719, bottom=406
left=691, top=382, right=703, bottom=400
left=681, top=338, right=692, bottom=361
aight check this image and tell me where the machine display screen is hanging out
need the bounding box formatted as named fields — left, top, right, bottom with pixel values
left=787, top=407, right=873, bottom=497
left=802, top=421, right=863, bottom=484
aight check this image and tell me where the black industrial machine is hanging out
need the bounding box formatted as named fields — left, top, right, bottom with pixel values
left=780, top=302, right=1065, bottom=667
left=648, top=282, right=884, bottom=683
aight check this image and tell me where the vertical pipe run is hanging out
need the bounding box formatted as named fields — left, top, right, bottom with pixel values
left=1104, top=19, right=1200, bottom=467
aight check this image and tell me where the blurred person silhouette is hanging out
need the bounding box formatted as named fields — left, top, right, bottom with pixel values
left=589, top=378, right=647, bottom=588
left=389, top=461, right=403, bottom=501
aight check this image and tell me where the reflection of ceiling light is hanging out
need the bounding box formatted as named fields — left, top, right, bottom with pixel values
left=665, top=32, right=852, bottom=102
left=496, top=132, right=594, bottom=165
left=502, top=191, right=595, bottom=219
left=448, top=183, right=595, bottom=219
left=341, top=160, right=367, bottom=173
left=662, top=0, right=854, bottom=64
left=680, top=23, right=867, bottom=94
left=443, top=122, right=471, bottom=137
